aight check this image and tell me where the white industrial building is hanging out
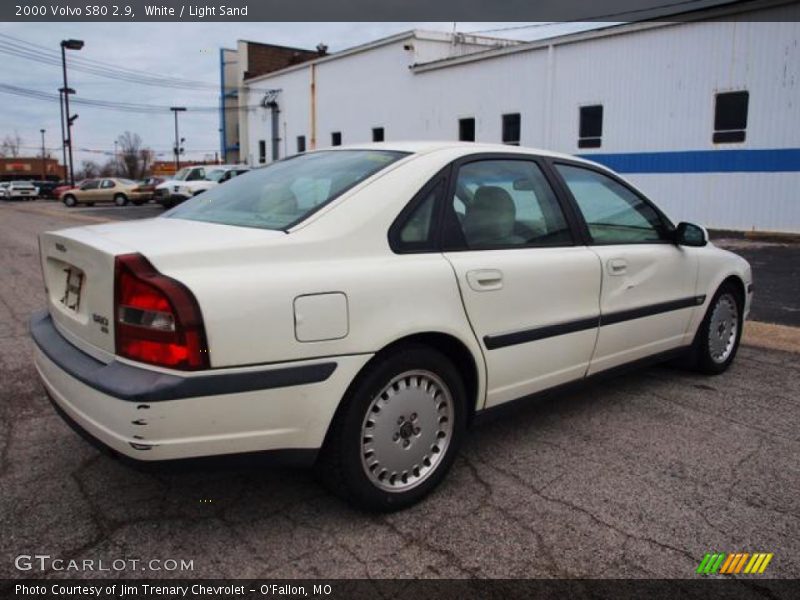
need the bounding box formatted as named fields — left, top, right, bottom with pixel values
left=231, top=0, right=800, bottom=232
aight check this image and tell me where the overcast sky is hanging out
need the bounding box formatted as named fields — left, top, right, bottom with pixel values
left=0, top=21, right=601, bottom=169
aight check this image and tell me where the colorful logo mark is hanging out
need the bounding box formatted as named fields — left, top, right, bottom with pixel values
left=696, top=552, right=773, bottom=575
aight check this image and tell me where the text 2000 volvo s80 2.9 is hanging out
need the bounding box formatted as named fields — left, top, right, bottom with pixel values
left=31, top=143, right=752, bottom=510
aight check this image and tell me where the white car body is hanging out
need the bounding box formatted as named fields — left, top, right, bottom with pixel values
left=173, top=165, right=250, bottom=199
left=31, top=142, right=752, bottom=508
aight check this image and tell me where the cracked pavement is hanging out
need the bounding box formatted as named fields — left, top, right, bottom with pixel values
left=1, top=201, right=798, bottom=579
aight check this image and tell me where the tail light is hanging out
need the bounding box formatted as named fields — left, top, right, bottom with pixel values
left=114, top=253, right=209, bottom=370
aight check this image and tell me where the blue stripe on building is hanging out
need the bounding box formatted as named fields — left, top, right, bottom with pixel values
left=577, top=148, right=800, bottom=174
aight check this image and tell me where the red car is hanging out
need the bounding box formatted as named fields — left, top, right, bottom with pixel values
left=52, top=180, right=84, bottom=199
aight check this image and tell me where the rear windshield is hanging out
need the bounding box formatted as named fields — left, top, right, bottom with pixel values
left=166, top=150, right=408, bottom=230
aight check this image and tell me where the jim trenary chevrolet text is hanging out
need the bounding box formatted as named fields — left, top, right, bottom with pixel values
left=31, top=142, right=752, bottom=510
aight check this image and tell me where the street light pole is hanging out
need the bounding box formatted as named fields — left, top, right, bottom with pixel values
left=40, top=129, right=46, bottom=180
left=58, top=89, right=67, bottom=182
left=170, top=107, right=186, bottom=171
left=60, top=39, right=84, bottom=186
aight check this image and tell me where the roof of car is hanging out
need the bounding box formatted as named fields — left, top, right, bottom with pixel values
left=320, top=141, right=594, bottom=165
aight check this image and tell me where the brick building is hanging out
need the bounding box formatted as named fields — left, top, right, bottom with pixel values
left=0, top=157, right=64, bottom=182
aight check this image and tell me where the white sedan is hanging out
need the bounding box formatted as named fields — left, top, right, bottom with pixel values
left=31, top=142, right=752, bottom=510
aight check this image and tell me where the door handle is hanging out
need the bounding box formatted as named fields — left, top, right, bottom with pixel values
left=607, top=258, right=628, bottom=276
left=466, top=269, right=503, bottom=291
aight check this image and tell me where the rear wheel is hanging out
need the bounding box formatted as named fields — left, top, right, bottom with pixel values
left=690, top=281, right=743, bottom=374
left=62, top=194, right=76, bottom=207
left=114, top=193, right=128, bottom=207
left=317, top=345, right=467, bottom=511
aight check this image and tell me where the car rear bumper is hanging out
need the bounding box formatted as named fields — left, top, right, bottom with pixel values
left=30, top=309, right=372, bottom=462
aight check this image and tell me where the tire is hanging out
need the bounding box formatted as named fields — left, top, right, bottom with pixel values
left=114, top=193, right=128, bottom=207
left=132, top=200, right=145, bottom=206
left=62, top=194, right=77, bottom=207
left=86, top=202, right=95, bottom=207
left=689, top=281, right=743, bottom=375
left=316, top=344, right=467, bottom=512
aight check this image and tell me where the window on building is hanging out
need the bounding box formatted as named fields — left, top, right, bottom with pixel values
left=331, top=132, right=342, bottom=146
left=714, top=91, right=749, bottom=143
left=258, top=140, right=266, bottom=163
left=297, top=136, right=306, bottom=153
left=501, top=113, right=520, bottom=145
left=578, top=105, right=603, bottom=148
left=372, top=127, right=385, bottom=142
left=459, top=118, right=475, bottom=142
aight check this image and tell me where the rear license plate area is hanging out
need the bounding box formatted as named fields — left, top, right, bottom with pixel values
left=60, top=266, right=85, bottom=312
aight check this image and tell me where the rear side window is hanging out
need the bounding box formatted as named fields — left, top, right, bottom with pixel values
left=392, top=179, right=445, bottom=253
left=556, top=164, right=669, bottom=244
left=167, top=150, right=408, bottom=231
left=449, top=160, right=572, bottom=249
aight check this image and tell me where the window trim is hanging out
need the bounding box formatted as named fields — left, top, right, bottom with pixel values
left=548, top=159, right=676, bottom=247
left=441, top=153, right=581, bottom=252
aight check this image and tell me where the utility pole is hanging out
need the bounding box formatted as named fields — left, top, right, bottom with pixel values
left=113, top=140, right=118, bottom=175
left=40, top=129, right=46, bottom=180
left=58, top=89, right=67, bottom=182
left=170, top=107, right=186, bottom=171
left=60, top=39, right=84, bottom=186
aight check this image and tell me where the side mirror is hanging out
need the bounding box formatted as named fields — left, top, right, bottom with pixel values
left=675, top=222, right=708, bottom=247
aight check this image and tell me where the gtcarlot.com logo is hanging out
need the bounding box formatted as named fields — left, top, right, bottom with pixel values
left=696, top=552, right=773, bottom=575
left=15, top=554, right=194, bottom=572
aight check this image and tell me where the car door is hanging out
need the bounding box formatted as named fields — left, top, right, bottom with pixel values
left=441, top=156, right=602, bottom=408
left=98, top=179, right=117, bottom=202
left=552, top=162, right=701, bottom=375
left=78, top=179, right=100, bottom=202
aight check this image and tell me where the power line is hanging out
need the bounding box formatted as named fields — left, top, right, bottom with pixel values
left=0, top=32, right=281, bottom=93
left=0, top=83, right=262, bottom=114
left=466, top=0, right=722, bottom=34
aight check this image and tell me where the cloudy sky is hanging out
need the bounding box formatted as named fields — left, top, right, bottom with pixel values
left=0, top=21, right=602, bottom=169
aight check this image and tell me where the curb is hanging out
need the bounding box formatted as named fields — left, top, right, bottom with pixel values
left=742, top=321, right=800, bottom=354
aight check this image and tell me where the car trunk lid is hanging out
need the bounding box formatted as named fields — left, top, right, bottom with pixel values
left=39, top=218, right=285, bottom=361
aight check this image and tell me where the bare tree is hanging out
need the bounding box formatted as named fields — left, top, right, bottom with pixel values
left=116, top=131, right=154, bottom=179
left=0, top=131, right=23, bottom=157
left=76, top=160, right=100, bottom=180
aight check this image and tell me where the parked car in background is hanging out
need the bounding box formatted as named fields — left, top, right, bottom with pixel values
left=154, top=166, right=211, bottom=208
left=60, top=178, right=153, bottom=207
left=32, top=180, right=61, bottom=200
left=1, top=180, right=38, bottom=200
left=136, top=176, right=165, bottom=199
left=31, top=143, right=752, bottom=511
left=172, top=165, right=250, bottom=203
left=155, top=165, right=246, bottom=208
left=0, top=182, right=9, bottom=199
left=53, top=180, right=83, bottom=199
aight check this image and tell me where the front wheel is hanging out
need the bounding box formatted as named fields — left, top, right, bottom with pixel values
left=114, top=194, right=128, bottom=207
left=690, top=282, right=743, bottom=374
left=62, top=194, right=76, bottom=207
left=317, top=345, right=467, bottom=511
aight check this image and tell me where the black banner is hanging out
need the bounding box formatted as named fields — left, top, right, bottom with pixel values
left=3, top=579, right=800, bottom=600
left=3, top=0, right=796, bottom=22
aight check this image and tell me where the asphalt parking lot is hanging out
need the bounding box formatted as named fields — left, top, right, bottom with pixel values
left=0, top=200, right=798, bottom=580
